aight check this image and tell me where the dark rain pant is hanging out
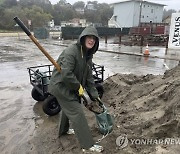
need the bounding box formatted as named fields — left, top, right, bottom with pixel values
left=56, top=97, right=94, bottom=149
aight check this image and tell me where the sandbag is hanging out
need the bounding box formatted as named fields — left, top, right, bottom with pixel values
left=95, top=104, right=113, bottom=135
left=83, top=95, right=114, bottom=135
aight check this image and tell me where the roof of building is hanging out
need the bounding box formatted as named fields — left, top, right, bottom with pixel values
left=111, top=0, right=166, bottom=6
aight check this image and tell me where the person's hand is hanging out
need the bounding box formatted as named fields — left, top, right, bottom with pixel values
left=78, top=84, right=84, bottom=96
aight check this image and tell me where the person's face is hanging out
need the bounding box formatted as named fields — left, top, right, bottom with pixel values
left=85, top=35, right=96, bottom=49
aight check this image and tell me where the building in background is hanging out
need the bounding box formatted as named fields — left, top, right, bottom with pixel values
left=163, top=16, right=171, bottom=25
left=61, top=18, right=87, bottom=27
left=48, top=20, right=54, bottom=28
left=108, top=0, right=165, bottom=28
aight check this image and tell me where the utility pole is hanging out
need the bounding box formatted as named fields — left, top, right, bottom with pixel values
left=139, top=0, right=143, bottom=27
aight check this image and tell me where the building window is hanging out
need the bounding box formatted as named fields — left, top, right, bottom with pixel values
left=114, top=16, right=117, bottom=21
left=144, top=5, right=145, bottom=7
left=151, top=9, right=153, bottom=13
left=142, top=15, right=144, bottom=18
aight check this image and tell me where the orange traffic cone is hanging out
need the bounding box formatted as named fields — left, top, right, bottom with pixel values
left=144, top=44, right=150, bottom=56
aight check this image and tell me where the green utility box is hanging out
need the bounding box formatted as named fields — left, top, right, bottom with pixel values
left=34, top=27, right=49, bottom=39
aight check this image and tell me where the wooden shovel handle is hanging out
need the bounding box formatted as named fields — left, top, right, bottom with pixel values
left=13, top=17, right=61, bottom=72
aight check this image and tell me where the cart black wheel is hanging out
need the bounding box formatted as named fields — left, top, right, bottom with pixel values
left=95, top=83, right=104, bottom=98
left=31, top=87, right=45, bottom=101
left=43, top=95, right=61, bottom=116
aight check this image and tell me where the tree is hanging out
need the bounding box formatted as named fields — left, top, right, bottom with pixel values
left=73, top=1, right=85, bottom=9
left=24, top=5, right=52, bottom=28
left=0, top=0, right=4, bottom=5
left=97, top=3, right=113, bottom=26
left=58, top=0, right=67, bottom=5
left=0, top=5, right=52, bottom=30
left=18, top=0, right=35, bottom=8
left=0, top=6, right=25, bottom=29
left=4, top=0, right=17, bottom=7
left=163, top=9, right=177, bottom=19
left=53, top=3, right=75, bottom=24
left=84, top=2, right=113, bottom=26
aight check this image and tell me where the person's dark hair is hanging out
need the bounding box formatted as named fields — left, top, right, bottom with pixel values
left=80, top=36, right=86, bottom=51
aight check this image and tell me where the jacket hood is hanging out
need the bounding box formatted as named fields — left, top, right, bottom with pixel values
left=77, top=26, right=99, bottom=55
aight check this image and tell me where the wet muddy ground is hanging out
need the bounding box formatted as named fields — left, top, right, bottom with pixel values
left=0, top=34, right=180, bottom=153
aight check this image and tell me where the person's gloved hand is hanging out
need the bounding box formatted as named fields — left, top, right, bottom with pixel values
left=78, top=84, right=84, bottom=96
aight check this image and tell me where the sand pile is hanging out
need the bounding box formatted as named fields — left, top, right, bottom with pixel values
left=102, top=63, right=180, bottom=153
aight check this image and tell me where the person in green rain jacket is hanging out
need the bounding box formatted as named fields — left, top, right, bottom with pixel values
left=48, top=27, right=103, bottom=152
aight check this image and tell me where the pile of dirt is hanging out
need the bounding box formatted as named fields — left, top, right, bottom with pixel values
left=101, top=63, right=180, bottom=153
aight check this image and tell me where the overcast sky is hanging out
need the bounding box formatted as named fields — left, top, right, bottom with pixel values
left=50, top=0, right=180, bottom=11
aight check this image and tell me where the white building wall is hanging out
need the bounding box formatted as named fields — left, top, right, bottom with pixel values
left=132, top=2, right=141, bottom=27
left=112, top=0, right=164, bottom=28
left=140, top=1, right=164, bottom=23
left=113, top=1, right=135, bottom=27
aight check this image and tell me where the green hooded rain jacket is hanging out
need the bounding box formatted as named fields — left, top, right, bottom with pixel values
left=48, top=27, right=99, bottom=101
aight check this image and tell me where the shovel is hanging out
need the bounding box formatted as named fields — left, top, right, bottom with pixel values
left=13, top=17, right=99, bottom=106
left=13, top=17, right=61, bottom=72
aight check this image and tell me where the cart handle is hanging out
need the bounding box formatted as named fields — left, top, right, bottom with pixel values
left=13, top=17, right=61, bottom=72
